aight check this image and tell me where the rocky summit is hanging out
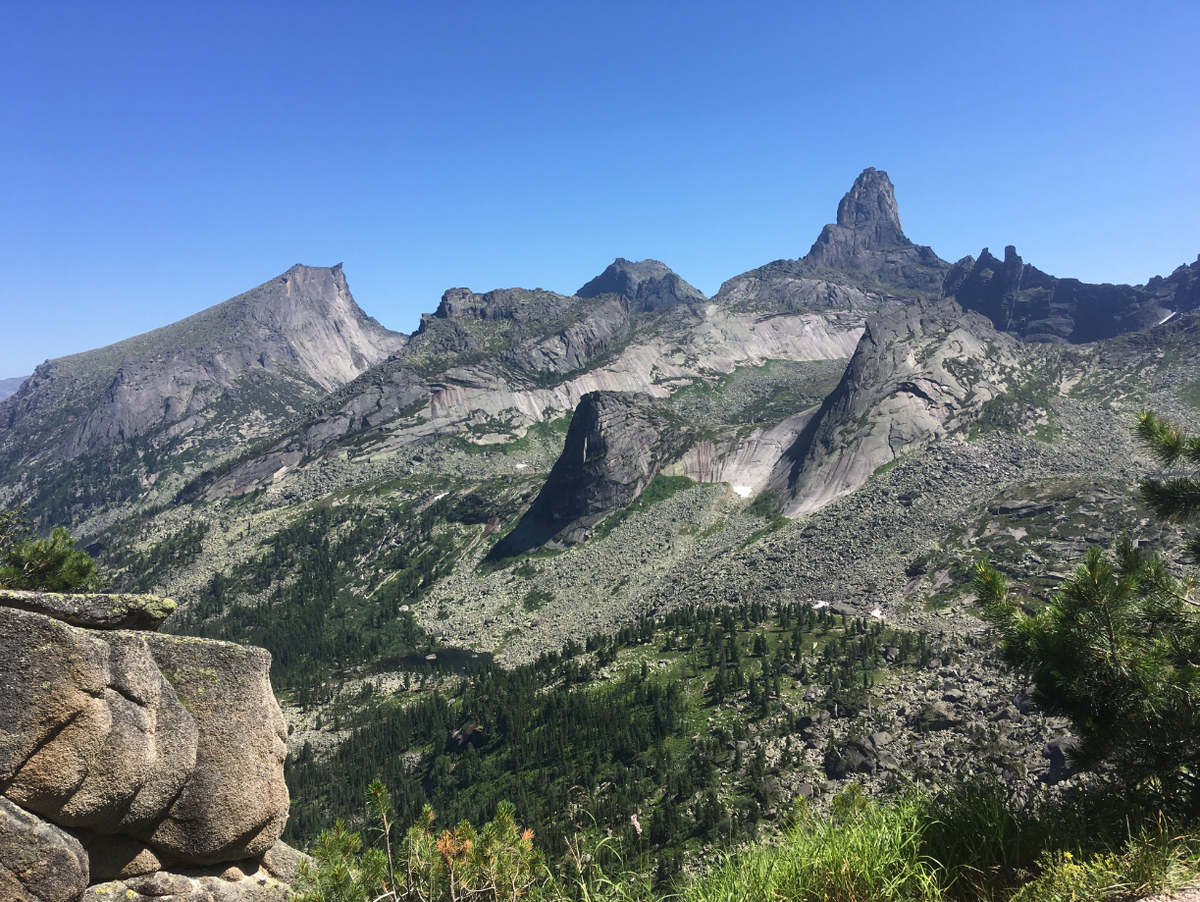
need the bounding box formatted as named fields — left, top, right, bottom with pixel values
left=576, top=257, right=708, bottom=312
left=3, top=167, right=1200, bottom=892
left=944, top=245, right=1200, bottom=343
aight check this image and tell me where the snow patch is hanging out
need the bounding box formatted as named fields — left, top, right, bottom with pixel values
left=732, top=485, right=753, bottom=498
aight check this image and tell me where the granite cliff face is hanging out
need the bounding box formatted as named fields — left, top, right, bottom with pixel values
left=772, top=299, right=1021, bottom=516
left=0, top=590, right=299, bottom=900
left=944, top=246, right=1200, bottom=343
left=497, top=391, right=696, bottom=552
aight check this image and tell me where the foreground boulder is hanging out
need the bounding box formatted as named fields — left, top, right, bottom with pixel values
left=0, top=798, right=89, bottom=902
left=0, top=591, right=296, bottom=899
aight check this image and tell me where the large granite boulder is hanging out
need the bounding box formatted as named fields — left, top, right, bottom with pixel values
left=0, top=609, right=198, bottom=836
left=140, top=633, right=288, bottom=865
left=0, top=592, right=293, bottom=898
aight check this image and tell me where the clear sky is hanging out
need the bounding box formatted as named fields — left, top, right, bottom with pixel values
left=2, top=1, right=1197, bottom=378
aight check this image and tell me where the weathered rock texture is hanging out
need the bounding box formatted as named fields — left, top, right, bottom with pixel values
left=775, top=298, right=1020, bottom=516
left=944, top=246, right=1200, bottom=344
left=0, top=797, right=89, bottom=902
left=497, top=392, right=695, bottom=551
left=0, top=589, right=175, bottom=631
left=576, top=258, right=707, bottom=312
left=0, top=592, right=293, bottom=900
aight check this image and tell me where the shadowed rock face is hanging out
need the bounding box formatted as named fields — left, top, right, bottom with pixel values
left=576, top=258, right=707, bottom=312
left=944, top=247, right=1200, bottom=344
left=496, top=392, right=695, bottom=553
left=801, top=168, right=949, bottom=292
left=775, top=298, right=1020, bottom=516
left=0, top=797, right=89, bottom=902
left=714, top=168, right=950, bottom=307
left=807, top=167, right=911, bottom=265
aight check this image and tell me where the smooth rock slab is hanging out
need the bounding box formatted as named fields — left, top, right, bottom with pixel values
left=0, top=589, right=176, bottom=631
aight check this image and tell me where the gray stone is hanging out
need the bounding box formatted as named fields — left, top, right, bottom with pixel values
left=141, top=633, right=288, bottom=865
left=0, top=796, right=89, bottom=902
left=577, top=258, right=707, bottom=312
left=0, top=589, right=176, bottom=631
left=0, top=609, right=198, bottom=835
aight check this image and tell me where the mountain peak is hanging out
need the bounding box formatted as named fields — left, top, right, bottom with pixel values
left=576, top=258, right=706, bottom=313
left=833, top=168, right=909, bottom=248
left=806, top=168, right=913, bottom=268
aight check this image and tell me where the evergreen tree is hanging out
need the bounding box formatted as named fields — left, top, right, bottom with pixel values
left=975, top=410, right=1200, bottom=815
left=0, top=506, right=106, bottom=592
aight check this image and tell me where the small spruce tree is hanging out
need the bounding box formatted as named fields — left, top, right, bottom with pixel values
left=975, top=411, right=1200, bottom=815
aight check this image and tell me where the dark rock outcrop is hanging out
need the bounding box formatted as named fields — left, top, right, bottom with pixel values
left=944, top=246, right=1200, bottom=343
left=576, top=258, right=707, bottom=312
left=0, top=592, right=294, bottom=899
left=774, top=298, right=1020, bottom=516
left=496, top=392, right=695, bottom=552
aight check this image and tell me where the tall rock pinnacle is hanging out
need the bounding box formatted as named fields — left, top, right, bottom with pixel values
left=806, top=168, right=912, bottom=267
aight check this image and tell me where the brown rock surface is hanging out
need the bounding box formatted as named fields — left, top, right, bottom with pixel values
left=141, top=634, right=289, bottom=865
left=0, top=797, right=89, bottom=902
left=0, top=610, right=198, bottom=834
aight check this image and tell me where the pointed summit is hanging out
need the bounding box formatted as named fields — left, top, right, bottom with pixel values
left=577, top=258, right=706, bottom=313
left=805, top=168, right=912, bottom=267
left=792, top=168, right=948, bottom=292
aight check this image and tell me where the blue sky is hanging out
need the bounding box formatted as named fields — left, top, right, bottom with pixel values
left=2, top=1, right=1197, bottom=378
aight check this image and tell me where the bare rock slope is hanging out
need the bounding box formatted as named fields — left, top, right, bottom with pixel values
left=775, top=298, right=1020, bottom=516
left=0, top=264, right=405, bottom=468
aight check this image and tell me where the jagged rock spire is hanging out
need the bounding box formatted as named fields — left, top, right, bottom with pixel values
left=805, top=168, right=913, bottom=267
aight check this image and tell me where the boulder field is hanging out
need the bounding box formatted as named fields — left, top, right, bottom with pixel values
left=0, top=589, right=304, bottom=901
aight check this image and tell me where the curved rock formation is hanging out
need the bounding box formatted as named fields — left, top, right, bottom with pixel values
left=775, top=298, right=1020, bottom=516
left=0, top=592, right=301, bottom=900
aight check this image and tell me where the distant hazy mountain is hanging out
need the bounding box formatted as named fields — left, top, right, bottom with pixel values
left=0, top=377, right=27, bottom=402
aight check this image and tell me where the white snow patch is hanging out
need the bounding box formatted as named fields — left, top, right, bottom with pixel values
left=732, top=485, right=753, bottom=498
left=515, top=463, right=528, bottom=469
left=870, top=608, right=884, bottom=619
left=812, top=600, right=829, bottom=610
left=1159, top=311, right=1178, bottom=326
left=432, top=492, right=449, bottom=501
